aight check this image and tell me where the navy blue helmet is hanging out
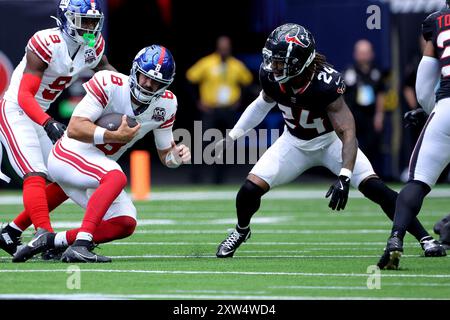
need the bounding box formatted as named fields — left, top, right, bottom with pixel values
left=262, top=23, right=316, bottom=83
left=129, top=45, right=176, bottom=104
left=56, top=0, right=104, bottom=46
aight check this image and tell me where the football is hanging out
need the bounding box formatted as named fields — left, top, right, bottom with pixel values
left=95, top=113, right=138, bottom=131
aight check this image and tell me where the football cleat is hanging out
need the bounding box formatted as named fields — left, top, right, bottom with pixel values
left=12, top=228, right=55, bottom=263
left=41, top=247, right=66, bottom=261
left=61, top=245, right=111, bottom=263
left=377, top=235, right=403, bottom=270
left=216, top=226, right=251, bottom=258
left=0, top=225, right=22, bottom=256
left=420, top=237, right=447, bottom=257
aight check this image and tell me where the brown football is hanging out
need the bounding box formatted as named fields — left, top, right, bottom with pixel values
left=95, top=113, right=138, bottom=131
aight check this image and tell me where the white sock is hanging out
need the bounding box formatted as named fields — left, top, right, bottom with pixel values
left=9, top=222, right=23, bottom=232
left=76, top=232, right=93, bottom=242
left=54, top=231, right=68, bottom=248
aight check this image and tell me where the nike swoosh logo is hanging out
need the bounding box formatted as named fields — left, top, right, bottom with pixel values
left=338, top=180, right=344, bottom=191
left=335, top=77, right=341, bottom=85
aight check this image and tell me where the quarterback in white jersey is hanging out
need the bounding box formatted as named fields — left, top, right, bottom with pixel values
left=0, top=0, right=116, bottom=258
left=13, top=45, right=190, bottom=263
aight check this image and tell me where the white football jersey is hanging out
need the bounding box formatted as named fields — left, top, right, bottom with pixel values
left=61, top=70, right=178, bottom=161
left=3, top=28, right=105, bottom=111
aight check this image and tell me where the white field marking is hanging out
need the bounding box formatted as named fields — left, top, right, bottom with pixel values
left=270, top=283, right=450, bottom=289
left=1, top=269, right=450, bottom=279
left=73, top=254, right=444, bottom=259
left=270, top=285, right=370, bottom=290
left=2, top=187, right=450, bottom=204
left=133, top=229, right=390, bottom=234
left=47, top=217, right=290, bottom=229
left=107, top=241, right=419, bottom=247
left=0, top=293, right=438, bottom=300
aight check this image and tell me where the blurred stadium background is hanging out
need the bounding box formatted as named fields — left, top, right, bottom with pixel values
left=0, top=0, right=447, bottom=189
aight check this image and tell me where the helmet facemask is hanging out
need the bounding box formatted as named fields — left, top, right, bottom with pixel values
left=64, top=9, right=103, bottom=46
left=129, top=63, right=172, bottom=105
left=262, top=46, right=316, bottom=83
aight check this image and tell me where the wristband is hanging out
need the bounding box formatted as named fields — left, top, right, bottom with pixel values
left=339, top=168, right=352, bottom=179
left=93, top=126, right=106, bottom=144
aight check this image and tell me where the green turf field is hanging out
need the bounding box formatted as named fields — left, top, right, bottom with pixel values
left=0, top=185, right=449, bottom=300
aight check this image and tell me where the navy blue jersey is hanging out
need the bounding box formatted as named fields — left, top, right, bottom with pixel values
left=260, top=64, right=346, bottom=140
left=422, top=9, right=450, bottom=102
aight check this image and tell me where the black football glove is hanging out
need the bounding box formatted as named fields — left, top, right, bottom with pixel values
left=213, top=134, right=235, bottom=162
left=404, top=108, right=428, bottom=129
left=325, top=175, right=351, bottom=211
left=44, top=118, right=66, bottom=144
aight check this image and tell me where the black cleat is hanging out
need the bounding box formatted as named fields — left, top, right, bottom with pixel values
left=216, top=226, right=251, bottom=258
left=61, top=245, right=111, bottom=263
left=420, top=237, right=447, bottom=257
left=0, top=225, right=22, bottom=256
left=41, top=247, right=65, bottom=261
left=377, top=235, right=403, bottom=270
left=12, top=228, right=55, bottom=263
left=439, top=221, right=450, bottom=250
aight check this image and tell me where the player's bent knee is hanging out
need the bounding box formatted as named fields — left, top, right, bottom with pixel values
left=102, top=170, right=127, bottom=189
left=237, top=179, right=267, bottom=202
left=23, top=172, right=47, bottom=180
left=106, top=216, right=137, bottom=240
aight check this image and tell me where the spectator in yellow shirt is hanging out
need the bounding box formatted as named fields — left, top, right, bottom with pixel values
left=186, top=35, right=253, bottom=183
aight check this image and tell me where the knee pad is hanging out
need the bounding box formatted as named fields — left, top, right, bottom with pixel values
left=236, top=180, right=266, bottom=204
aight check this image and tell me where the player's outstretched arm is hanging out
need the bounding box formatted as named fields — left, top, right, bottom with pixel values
left=325, top=96, right=357, bottom=211
left=214, top=91, right=276, bottom=159
left=416, top=41, right=440, bottom=114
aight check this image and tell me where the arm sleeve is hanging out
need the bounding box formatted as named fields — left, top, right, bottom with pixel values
left=153, top=127, right=174, bottom=150
left=17, top=73, right=51, bottom=126
left=416, top=56, right=440, bottom=114
left=71, top=93, right=104, bottom=122
left=228, top=91, right=276, bottom=140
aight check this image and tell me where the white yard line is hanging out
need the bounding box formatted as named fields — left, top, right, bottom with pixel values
left=107, top=241, right=418, bottom=246
left=0, top=269, right=449, bottom=278
left=2, top=187, right=450, bottom=204
left=133, top=229, right=390, bottom=234
left=0, top=293, right=438, bottom=300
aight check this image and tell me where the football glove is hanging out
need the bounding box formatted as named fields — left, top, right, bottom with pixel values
left=326, top=175, right=351, bottom=211
left=44, top=118, right=66, bottom=144
left=213, top=134, right=235, bottom=161
left=404, top=108, right=428, bottom=129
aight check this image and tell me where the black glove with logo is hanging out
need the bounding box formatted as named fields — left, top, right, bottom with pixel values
left=404, top=108, right=428, bottom=129
left=44, top=118, right=66, bottom=144
left=325, top=175, right=351, bottom=211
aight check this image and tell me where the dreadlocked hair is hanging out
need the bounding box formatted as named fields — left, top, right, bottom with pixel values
left=301, top=52, right=331, bottom=81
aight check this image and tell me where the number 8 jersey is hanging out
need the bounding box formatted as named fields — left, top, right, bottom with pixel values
left=3, top=27, right=105, bottom=110
left=259, top=63, right=346, bottom=141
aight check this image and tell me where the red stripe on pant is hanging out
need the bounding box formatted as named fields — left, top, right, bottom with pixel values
left=53, top=140, right=106, bottom=181
left=66, top=216, right=136, bottom=245
left=0, top=99, right=34, bottom=175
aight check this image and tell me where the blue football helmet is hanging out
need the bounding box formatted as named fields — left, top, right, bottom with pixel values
left=129, top=45, right=176, bottom=105
left=56, top=0, right=104, bottom=46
